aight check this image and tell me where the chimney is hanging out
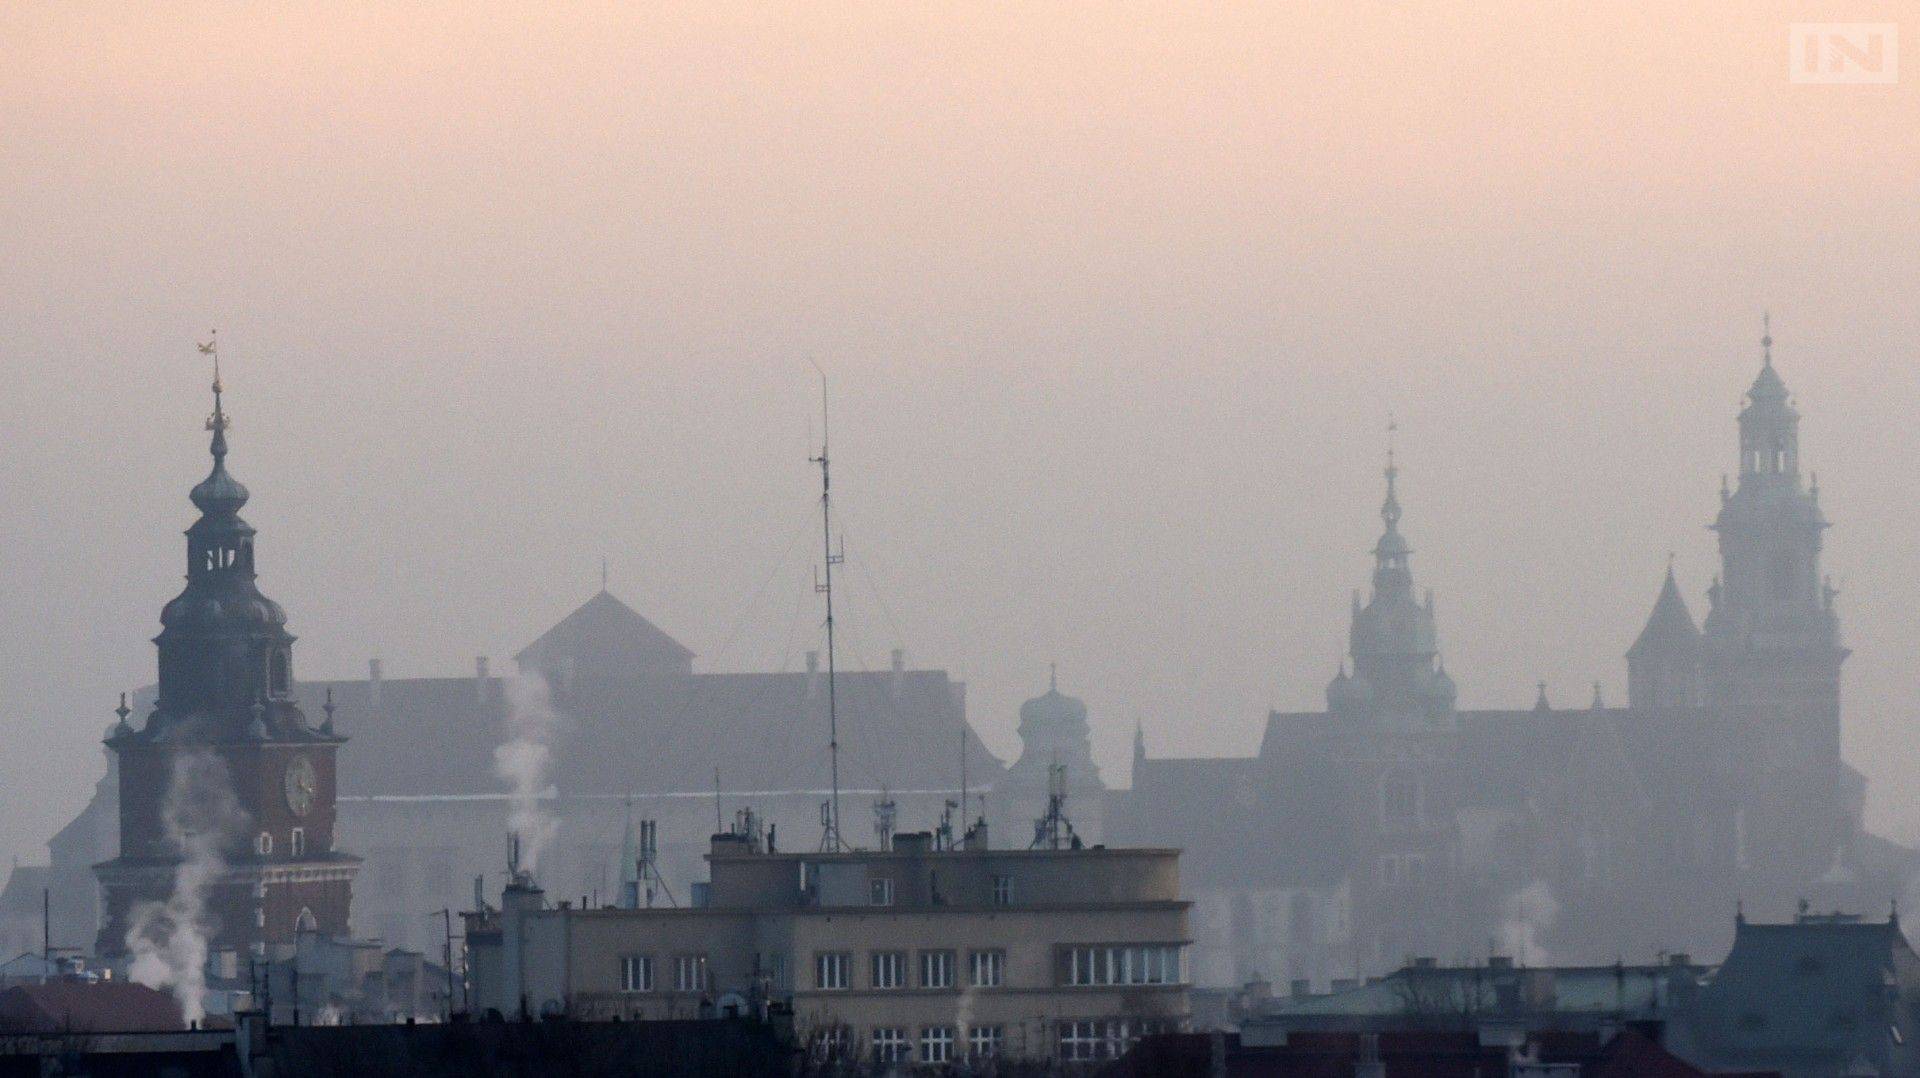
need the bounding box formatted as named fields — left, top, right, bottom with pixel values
left=368, top=658, right=383, bottom=710
left=475, top=656, right=490, bottom=703
left=890, top=648, right=905, bottom=698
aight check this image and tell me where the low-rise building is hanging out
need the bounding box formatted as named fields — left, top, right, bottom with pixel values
left=465, top=817, right=1191, bottom=1066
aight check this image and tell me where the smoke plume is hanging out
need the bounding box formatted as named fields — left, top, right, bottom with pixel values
left=1497, top=880, right=1559, bottom=967
left=496, top=673, right=561, bottom=874
left=126, top=751, right=245, bottom=1026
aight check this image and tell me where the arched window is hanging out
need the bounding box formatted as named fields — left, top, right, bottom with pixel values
left=255, top=832, right=274, bottom=856
left=295, top=907, right=318, bottom=934
left=270, top=650, right=291, bottom=696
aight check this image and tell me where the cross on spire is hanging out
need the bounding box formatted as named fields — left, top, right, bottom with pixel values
left=1761, top=311, right=1773, bottom=367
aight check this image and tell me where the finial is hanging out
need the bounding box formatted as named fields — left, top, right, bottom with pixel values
left=1666, top=551, right=1676, bottom=575
left=321, top=687, right=336, bottom=733
left=1049, top=662, right=1057, bottom=693
left=600, top=557, right=609, bottom=594
left=1592, top=681, right=1605, bottom=710
left=198, top=331, right=231, bottom=459
left=115, top=692, right=131, bottom=724
left=1761, top=311, right=1773, bottom=367
left=1736, top=898, right=1745, bottom=925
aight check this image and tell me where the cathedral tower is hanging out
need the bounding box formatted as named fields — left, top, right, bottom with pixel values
left=96, top=357, right=356, bottom=962
left=1340, top=443, right=1455, bottom=727
left=1700, top=319, right=1847, bottom=766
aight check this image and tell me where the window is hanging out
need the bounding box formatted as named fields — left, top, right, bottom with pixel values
left=767, top=952, right=789, bottom=990
left=294, top=908, right=317, bottom=933
left=871, top=1027, right=911, bottom=1063
left=920, top=950, right=955, bottom=989
left=255, top=832, right=273, bottom=856
left=1059, top=1019, right=1141, bottom=1062
left=270, top=650, right=291, bottom=695
left=810, top=1026, right=849, bottom=1062
left=920, top=1026, right=955, bottom=1063
left=991, top=875, right=1011, bottom=906
left=968, top=1024, right=1004, bottom=1058
left=1060, top=1019, right=1108, bottom=1062
left=620, top=955, right=653, bottom=992
left=870, top=877, right=895, bottom=906
left=1062, top=945, right=1185, bottom=987
left=969, top=949, right=1005, bottom=987
left=871, top=951, right=906, bottom=990
left=673, top=954, right=709, bottom=992
left=815, top=952, right=850, bottom=990
left=289, top=828, right=306, bottom=857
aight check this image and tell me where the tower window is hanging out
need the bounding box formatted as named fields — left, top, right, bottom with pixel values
left=255, top=832, right=273, bottom=856
left=290, top=827, right=306, bottom=856
left=270, top=650, right=291, bottom=695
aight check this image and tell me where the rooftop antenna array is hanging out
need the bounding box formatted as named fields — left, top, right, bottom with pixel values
left=810, top=364, right=846, bottom=851
left=1030, top=762, right=1082, bottom=850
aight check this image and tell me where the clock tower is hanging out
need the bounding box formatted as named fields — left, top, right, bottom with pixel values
left=96, top=354, right=357, bottom=962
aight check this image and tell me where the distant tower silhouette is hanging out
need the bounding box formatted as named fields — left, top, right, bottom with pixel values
left=1700, top=317, right=1847, bottom=765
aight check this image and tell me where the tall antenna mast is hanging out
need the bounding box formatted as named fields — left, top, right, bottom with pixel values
left=810, top=364, right=845, bottom=851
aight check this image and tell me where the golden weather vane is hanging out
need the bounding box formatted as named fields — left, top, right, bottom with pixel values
left=198, top=329, right=230, bottom=433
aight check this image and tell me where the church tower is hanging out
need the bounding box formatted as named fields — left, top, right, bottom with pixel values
left=96, top=354, right=356, bottom=963
left=1340, top=443, right=1456, bottom=728
left=1699, top=319, right=1847, bottom=766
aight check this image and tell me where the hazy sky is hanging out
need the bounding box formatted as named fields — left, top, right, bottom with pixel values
left=2, top=3, right=1916, bottom=869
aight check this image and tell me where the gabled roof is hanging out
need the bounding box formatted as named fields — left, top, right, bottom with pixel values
left=1629, top=568, right=1700, bottom=659
left=513, top=590, right=694, bottom=678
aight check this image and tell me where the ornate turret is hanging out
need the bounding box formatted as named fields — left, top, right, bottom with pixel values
left=133, top=360, right=314, bottom=743
left=1345, top=435, right=1451, bottom=727
left=1700, top=318, right=1846, bottom=763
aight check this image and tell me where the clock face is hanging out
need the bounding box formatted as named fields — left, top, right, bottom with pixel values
left=283, top=755, right=318, bottom=818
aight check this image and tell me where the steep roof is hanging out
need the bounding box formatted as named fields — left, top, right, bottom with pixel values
left=0, top=981, right=184, bottom=1033
left=308, top=666, right=1002, bottom=798
left=1629, top=568, right=1701, bottom=659
left=513, top=590, right=694, bottom=678
left=1677, top=914, right=1920, bottom=1075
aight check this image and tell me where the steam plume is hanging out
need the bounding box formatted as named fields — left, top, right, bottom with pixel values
left=496, top=673, right=561, bottom=873
left=1497, top=880, right=1559, bottom=967
left=126, top=751, right=244, bottom=1026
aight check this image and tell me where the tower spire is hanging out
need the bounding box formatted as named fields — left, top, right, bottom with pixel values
left=199, top=330, right=230, bottom=461
left=1762, top=311, right=1773, bottom=368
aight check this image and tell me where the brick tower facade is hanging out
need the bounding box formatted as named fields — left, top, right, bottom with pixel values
left=95, top=362, right=356, bottom=962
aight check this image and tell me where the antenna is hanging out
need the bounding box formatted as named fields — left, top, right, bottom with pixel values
left=873, top=789, right=897, bottom=850
left=810, top=363, right=845, bottom=851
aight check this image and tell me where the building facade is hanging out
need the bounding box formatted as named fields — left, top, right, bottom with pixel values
left=94, top=373, right=357, bottom=962
left=1112, top=332, right=1913, bottom=987
left=466, top=820, right=1190, bottom=1066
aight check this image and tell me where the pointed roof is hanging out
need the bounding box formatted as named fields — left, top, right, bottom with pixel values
left=1747, top=312, right=1791, bottom=405
left=514, top=590, right=695, bottom=679
left=1628, top=565, right=1701, bottom=659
